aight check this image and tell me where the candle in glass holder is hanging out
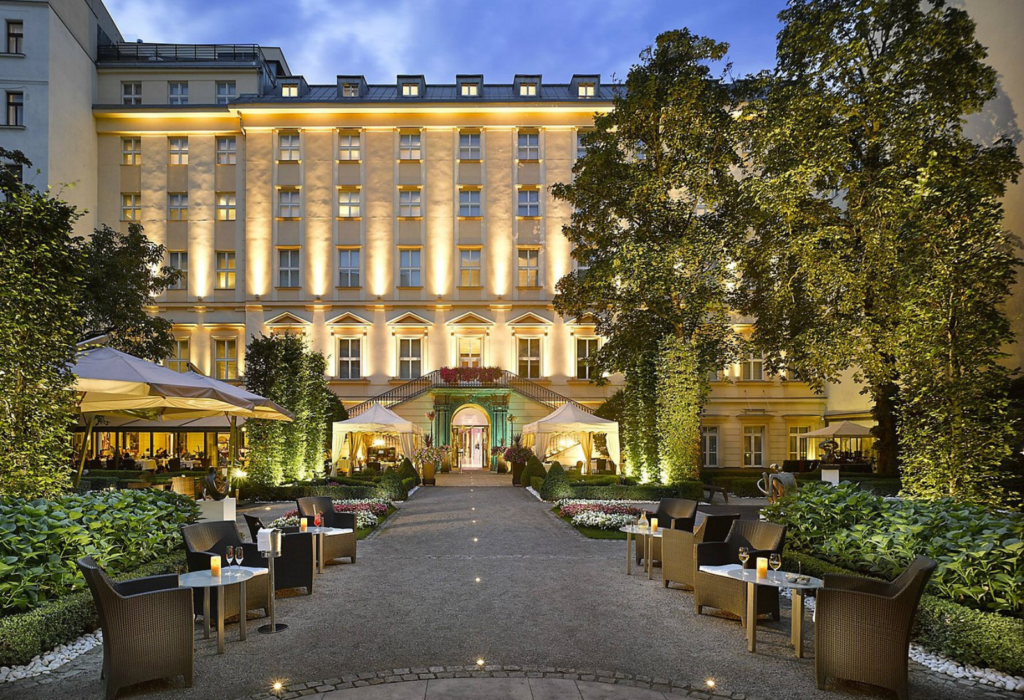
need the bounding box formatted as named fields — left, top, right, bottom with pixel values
left=756, top=557, right=768, bottom=578
left=300, top=517, right=308, bottom=532
left=650, top=517, right=659, bottom=533
left=210, top=555, right=222, bottom=577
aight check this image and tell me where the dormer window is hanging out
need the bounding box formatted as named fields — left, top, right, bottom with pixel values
left=578, top=82, right=595, bottom=98
left=402, top=83, right=419, bottom=97
left=282, top=84, right=299, bottom=97
left=519, top=82, right=537, bottom=97
left=342, top=83, right=359, bottom=97
left=461, top=83, right=478, bottom=97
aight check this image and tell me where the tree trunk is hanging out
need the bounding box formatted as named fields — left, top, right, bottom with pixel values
left=871, top=380, right=900, bottom=476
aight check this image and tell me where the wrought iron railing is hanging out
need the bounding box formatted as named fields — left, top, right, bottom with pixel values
left=97, top=43, right=265, bottom=64
left=347, top=370, right=594, bottom=417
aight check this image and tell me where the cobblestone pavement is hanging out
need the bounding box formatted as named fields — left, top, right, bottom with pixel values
left=1, top=479, right=1015, bottom=700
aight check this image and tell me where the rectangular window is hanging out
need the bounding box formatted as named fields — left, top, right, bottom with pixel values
left=341, top=83, right=359, bottom=97
left=517, top=337, right=541, bottom=379
left=278, top=189, right=300, bottom=218
left=459, top=248, right=481, bottom=287
left=707, top=367, right=722, bottom=382
left=460, top=83, right=478, bottom=97
left=789, top=426, right=810, bottom=461
left=338, top=132, right=360, bottom=160
left=517, top=132, right=539, bottom=160
left=517, top=189, right=540, bottom=217
left=518, top=248, right=540, bottom=287
left=215, top=251, right=236, bottom=289
left=399, top=132, right=421, bottom=160
left=278, top=249, right=300, bottom=287
left=576, top=129, right=592, bottom=160
left=6, top=91, right=22, bottom=126
left=121, top=81, right=141, bottom=106
left=282, top=84, right=298, bottom=98
left=399, top=248, right=421, bottom=287
left=398, top=338, right=422, bottom=379
left=216, top=192, right=236, bottom=221
left=216, top=136, right=236, bottom=165
left=401, top=83, right=419, bottom=97
left=214, top=339, right=237, bottom=380
left=168, top=137, right=188, bottom=165
left=278, top=133, right=300, bottom=161
left=167, top=193, right=188, bottom=221
left=576, top=338, right=599, bottom=380
left=168, top=82, right=188, bottom=105
left=337, top=189, right=361, bottom=218
left=167, top=338, right=190, bottom=373
left=573, top=244, right=590, bottom=276
left=120, top=193, right=141, bottom=221
left=121, top=137, right=141, bottom=165
left=337, top=338, right=361, bottom=379
left=215, top=81, right=236, bottom=105
left=519, top=82, right=537, bottom=97
left=743, top=426, right=765, bottom=467
left=458, top=337, right=482, bottom=368
left=168, top=251, right=188, bottom=290
left=577, top=82, right=595, bottom=98
left=337, top=248, right=360, bottom=287
left=459, top=132, right=481, bottom=160
left=701, top=427, right=719, bottom=467
left=740, top=353, right=764, bottom=381
left=458, top=189, right=481, bottom=217
left=6, top=20, right=23, bottom=54
left=398, top=189, right=421, bottom=218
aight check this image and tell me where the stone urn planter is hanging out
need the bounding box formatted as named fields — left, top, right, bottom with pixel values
left=422, top=461, right=437, bottom=486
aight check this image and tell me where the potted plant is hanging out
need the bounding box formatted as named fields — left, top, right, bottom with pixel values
left=504, top=433, right=532, bottom=486
left=413, top=436, right=446, bottom=486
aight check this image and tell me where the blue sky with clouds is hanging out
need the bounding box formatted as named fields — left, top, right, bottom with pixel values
left=105, top=0, right=789, bottom=85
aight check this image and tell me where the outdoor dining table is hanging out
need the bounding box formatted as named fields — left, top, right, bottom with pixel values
left=306, top=526, right=354, bottom=574
left=618, top=525, right=663, bottom=580
left=178, top=567, right=262, bottom=654
left=138, top=458, right=158, bottom=472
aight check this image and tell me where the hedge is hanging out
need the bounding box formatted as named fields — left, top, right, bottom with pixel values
left=520, top=458, right=547, bottom=488
left=566, top=480, right=703, bottom=502
left=783, top=549, right=1024, bottom=676
left=0, top=551, right=187, bottom=668
left=530, top=477, right=545, bottom=493
left=242, top=483, right=378, bottom=502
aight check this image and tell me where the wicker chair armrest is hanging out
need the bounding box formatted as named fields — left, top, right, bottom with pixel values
left=695, top=541, right=732, bottom=567
left=824, top=573, right=893, bottom=596
left=747, top=548, right=779, bottom=560
left=238, top=542, right=268, bottom=568
left=115, top=573, right=181, bottom=596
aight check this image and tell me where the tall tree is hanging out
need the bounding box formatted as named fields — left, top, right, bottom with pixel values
left=77, top=223, right=181, bottom=362
left=737, top=0, right=1020, bottom=477
left=0, top=149, right=84, bottom=498
left=552, top=29, right=745, bottom=482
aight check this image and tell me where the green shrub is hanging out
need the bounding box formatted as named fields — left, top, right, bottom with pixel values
left=570, top=475, right=619, bottom=486
left=401, top=477, right=416, bottom=493
left=521, top=457, right=547, bottom=487
left=676, top=480, right=704, bottom=501
left=540, top=463, right=572, bottom=501
left=728, top=477, right=763, bottom=498
left=242, top=483, right=375, bottom=501
left=398, top=457, right=420, bottom=487
left=530, top=476, right=545, bottom=493
left=565, top=468, right=583, bottom=480
left=376, top=471, right=408, bottom=501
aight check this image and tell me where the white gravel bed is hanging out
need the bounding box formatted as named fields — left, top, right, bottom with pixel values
left=0, top=630, right=102, bottom=683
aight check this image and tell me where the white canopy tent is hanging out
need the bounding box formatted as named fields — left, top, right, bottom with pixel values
left=522, top=403, right=621, bottom=473
left=331, top=404, right=424, bottom=469
left=802, top=421, right=873, bottom=438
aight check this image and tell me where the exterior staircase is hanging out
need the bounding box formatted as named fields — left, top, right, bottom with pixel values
left=347, top=370, right=595, bottom=417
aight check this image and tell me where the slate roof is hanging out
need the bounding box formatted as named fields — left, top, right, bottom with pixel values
left=233, top=83, right=618, bottom=105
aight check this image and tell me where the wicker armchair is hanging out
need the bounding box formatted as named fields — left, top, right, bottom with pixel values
left=816, top=556, right=937, bottom=700
left=662, top=513, right=740, bottom=590
left=296, top=496, right=358, bottom=564
left=77, top=557, right=193, bottom=700
left=241, top=514, right=317, bottom=593
left=693, top=520, right=786, bottom=625
left=180, top=521, right=271, bottom=618
left=636, top=498, right=698, bottom=566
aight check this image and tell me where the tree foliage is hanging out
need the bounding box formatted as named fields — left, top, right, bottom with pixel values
left=657, top=337, right=707, bottom=483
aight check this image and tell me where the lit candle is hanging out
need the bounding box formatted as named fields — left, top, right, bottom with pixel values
left=650, top=517, right=659, bottom=533
left=300, top=517, right=308, bottom=532
left=210, top=555, right=222, bottom=577
left=756, top=557, right=768, bottom=578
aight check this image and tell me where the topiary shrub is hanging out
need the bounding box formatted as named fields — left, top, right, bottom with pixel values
left=398, top=457, right=420, bottom=486
left=375, top=470, right=408, bottom=501
left=401, top=477, right=416, bottom=493
left=520, top=456, right=546, bottom=488
left=530, top=476, right=545, bottom=493
left=540, top=463, right=572, bottom=501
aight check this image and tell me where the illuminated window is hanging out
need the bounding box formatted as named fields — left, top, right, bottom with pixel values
left=6, top=91, right=22, bottom=126
left=121, top=138, right=141, bottom=165
left=216, top=136, right=236, bottom=165
left=576, top=129, right=593, bottom=160
left=401, top=83, right=419, bottom=97
left=341, top=83, right=359, bottom=97
left=577, top=82, right=595, bottom=98
left=168, top=251, right=187, bottom=290
left=279, top=133, right=300, bottom=161
left=278, top=189, right=300, bottom=218
left=282, top=83, right=298, bottom=97
left=576, top=337, right=599, bottom=379
left=121, top=82, right=141, bottom=106
left=459, top=132, right=481, bottom=160
left=216, top=81, right=236, bottom=105
left=7, top=20, right=23, bottom=54
left=572, top=243, right=590, bottom=276
left=215, top=251, right=236, bottom=289
left=167, top=193, right=188, bottom=221
left=398, top=338, right=422, bottom=379
left=214, top=339, right=237, bottom=380
left=120, top=193, right=141, bottom=221
left=458, top=189, right=481, bottom=217
left=399, top=132, right=421, bottom=160
left=338, top=248, right=360, bottom=287
left=167, top=338, right=190, bottom=373
left=337, top=338, right=361, bottom=379
left=518, top=248, right=540, bottom=287
left=743, top=426, right=764, bottom=467
left=459, top=248, right=481, bottom=287
left=398, top=189, right=421, bottom=217
left=216, top=193, right=236, bottom=221
left=517, top=132, right=539, bottom=160
left=460, top=83, right=478, bottom=97
left=789, top=426, right=810, bottom=461
left=702, top=427, right=719, bottom=467
left=740, top=353, right=764, bottom=381
left=517, top=338, right=541, bottom=379
left=458, top=337, right=482, bottom=368
left=168, top=82, right=188, bottom=105
left=399, top=248, right=421, bottom=287
left=168, top=137, right=188, bottom=165
left=337, top=189, right=361, bottom=218
left=338, top=132, right=360, bottom=160
left=519, top=82, right=537, bottom=97
left=278, top=249, right=300, bottom=287
left=517, top=189, right=540, bottom=217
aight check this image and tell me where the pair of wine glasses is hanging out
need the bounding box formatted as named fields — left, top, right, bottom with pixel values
left=738, top=546, right=781, bottom=573
left=222, top=545, right=245, bottom=569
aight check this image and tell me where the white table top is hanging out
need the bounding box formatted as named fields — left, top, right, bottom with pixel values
left=618, top=525, right=664, bottom=537
left=722, top=568, right=824, bottom=590
left=178, top=566, right=264, bottom=589
left=305, top=527, right=354, bottom=536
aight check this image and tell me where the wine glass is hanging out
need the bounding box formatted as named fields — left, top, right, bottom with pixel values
left=769, top=553, right=782, bottom=573
left=224, top=545, right=234, bottom=570
left=234, top=546, right=244, bottom=569
left=738, top=546, right=750, bottom=566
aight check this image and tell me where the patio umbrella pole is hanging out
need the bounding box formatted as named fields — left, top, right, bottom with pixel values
left=74, top=415, right=96, bottom=488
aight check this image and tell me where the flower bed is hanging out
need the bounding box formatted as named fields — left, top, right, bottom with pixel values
left=556, top=499, right=654, bottom=531
left=271, top=498, right=392, bottom=530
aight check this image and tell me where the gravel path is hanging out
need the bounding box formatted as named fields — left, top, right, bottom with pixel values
left=1, top=480, right=1012, bottom=700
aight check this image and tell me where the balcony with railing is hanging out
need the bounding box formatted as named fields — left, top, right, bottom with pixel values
left=97, top=43, right=266, bottom=66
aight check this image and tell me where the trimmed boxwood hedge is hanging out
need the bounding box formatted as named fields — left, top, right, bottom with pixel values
left=520, top=458, right=547, bottom=489
left=241, top=483, right=379, bottom=502
left=567, top=480, right=704, bottom=502
left=530, top=476, right=545, bottom=493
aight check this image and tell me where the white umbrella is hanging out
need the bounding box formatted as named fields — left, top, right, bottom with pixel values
left=803, top=421, right=873, bottom=438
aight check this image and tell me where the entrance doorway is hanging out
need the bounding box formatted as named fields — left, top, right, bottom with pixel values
left=452, top=405, right=489, bottom=471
